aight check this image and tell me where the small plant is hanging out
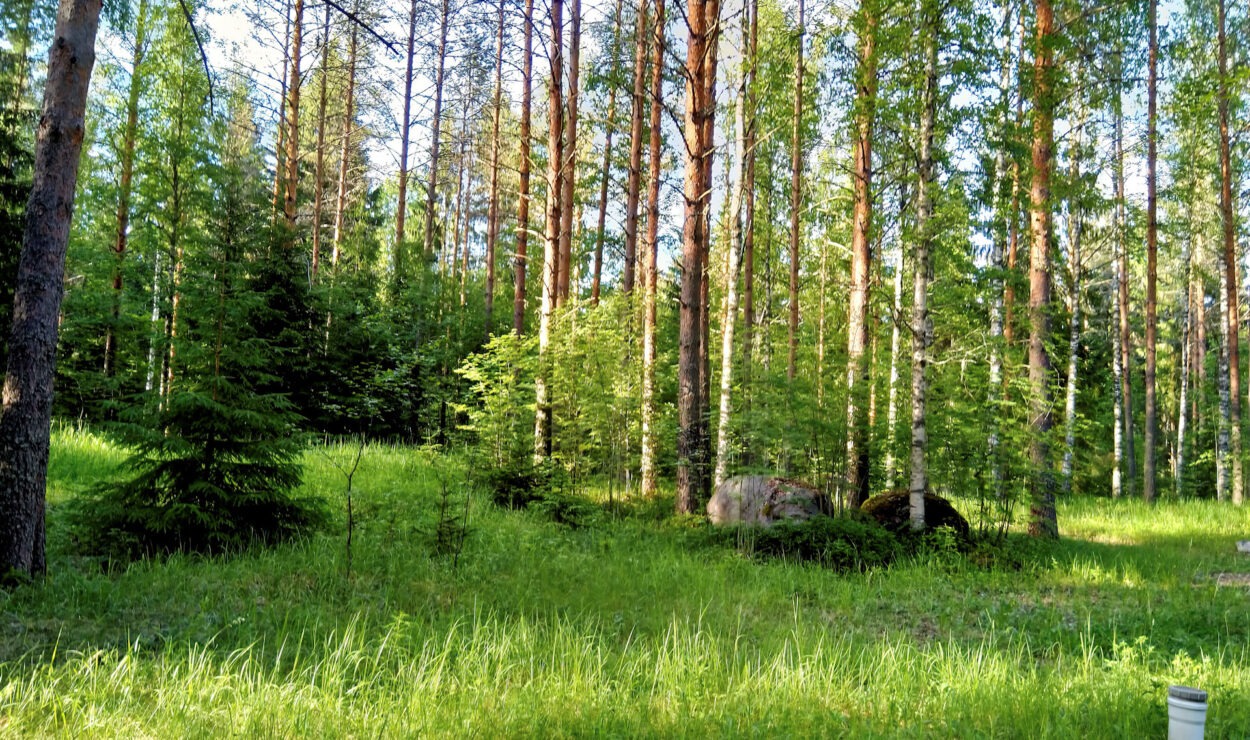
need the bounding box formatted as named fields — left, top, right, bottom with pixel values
left=429, top=471, right=472, bottom=566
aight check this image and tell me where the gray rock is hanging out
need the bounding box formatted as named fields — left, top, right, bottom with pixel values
left=707, top=476, right=831, bottom=526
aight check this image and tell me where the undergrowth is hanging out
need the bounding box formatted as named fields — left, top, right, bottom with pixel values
left=0, top=427, right=1247, bottom=737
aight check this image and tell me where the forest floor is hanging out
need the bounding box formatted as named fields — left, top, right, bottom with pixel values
left=1, top=426, right=1249, bottom=737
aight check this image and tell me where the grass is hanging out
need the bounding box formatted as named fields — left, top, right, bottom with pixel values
left=1, top=426, right=1248, bottom=736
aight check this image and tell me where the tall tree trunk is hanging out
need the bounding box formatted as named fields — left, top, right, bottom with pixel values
left=1060, top=95, right=1086, bottom=495
left=0, top=0, right=102, bottom=578
left=310, top=0, right=331, bottom=283
left=514, top=0, right=535, bottom=334
left=640, top=0, right=665, bottom=497
left=713, top=0, right=751, bottom=487
left=423, top=0, right=451, bottom=258
left=395, top=0, right=418, bottom=275
left=535, top=0, right=564, bottom=460
left=619, top=0, right=647, bottom=298
left=272, top=0, right=292, bottom=214
left=1002, top=9, right=1025, bottom=349
left=845, top=0, right=878, bottom=508
left=741, top=0, right=758, bottom=375
left=104, top=0, right=149, bottom=379
left=1143, top=0, right=1159, bottom=502
left=909, top=0, right=937, bottom=530
left=1177, top=233, right=1195, bottom=498
left=592, top=0, right=628, bottom=304
left=987, top=0, right=1014, bottom=502
left=786, top=0, right=804, bottom=383
left=884, top=201, right=904, bottom=487
left=1113, top=89, right=1135, bottom=497
left=1217, top=0, right=1242, bottom=505
left=484, top=0, right=505, bottom=332
left=557, top=0, right=581, bottom=305
left=676, top=0, right=718, bottom=513
left=283, top=0, right=304, bottom=231
left=1219, top=269, right=1231, bottom=499
left=1026, top=0, right=1057, bottom=538
left=331, top=15, right=357, bottom=267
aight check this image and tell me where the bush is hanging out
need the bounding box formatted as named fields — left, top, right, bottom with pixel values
left=476, top=460, right=599, bottom=528
left=706, top=515, right=902, bottom=572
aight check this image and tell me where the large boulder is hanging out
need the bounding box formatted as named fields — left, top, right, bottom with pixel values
left=707, top=476, right=832, bottom=526
left=860, top=489, right=970, bottom=538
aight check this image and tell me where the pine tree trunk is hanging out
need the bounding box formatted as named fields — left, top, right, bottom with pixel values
left=557, top=0, right=581, bottom=305
left=845, top=0, right=877, bottom=508
left=619, top=0, right=648, bottom=298
left=676, top=0, right=718, bottom=514
left=1143, top=0, right=1159, bottom=503
left=485, top=0, right=505, bottom=332
left=909, top=1, right=937, bottom=530
left=535, top=0, right=564, bottom=461
left=283, top=0, right=304, bottom=231
left=1217, top=0, right=1242, bottom=505
left=0, top=0, right=102, bottom=578
left=310, top=1, right=331, bottom=283
left=513, top=0, right=535, bottom=335
left=786, top=0, right=804, bottom=384
left=395, top=0, right=418, bottom=273
left=592, top=0, right=627, bottom=304
left=423, top=0, right=451, bottom=258
left=104, top=0, right=149, bottom=379
left=272, top=0, right=292, bottom=214
left=331, top=15, right=357, bottom=267
left=640, top=0, right=665, bottom=498
left=1026, top=0, right=1057, bottom=538
left=1218, top=269, right=1231, bottom=500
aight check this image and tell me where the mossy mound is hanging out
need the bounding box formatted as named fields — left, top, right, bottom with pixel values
left=861, top=489, right=970, bottom=539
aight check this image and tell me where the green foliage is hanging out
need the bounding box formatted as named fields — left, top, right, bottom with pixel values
left=705, top=515, right=903, bottom=572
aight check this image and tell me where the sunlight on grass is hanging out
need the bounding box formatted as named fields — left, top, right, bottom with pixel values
left=2, top=436, right=1248, bottom=736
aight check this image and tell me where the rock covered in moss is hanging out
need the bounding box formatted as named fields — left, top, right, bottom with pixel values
left=707, top=476, right=832, bottom=526
left=860, top=489, right=970, bottom=538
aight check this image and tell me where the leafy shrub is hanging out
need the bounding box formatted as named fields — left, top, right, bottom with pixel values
left=705, top=515, right=903, bottom=572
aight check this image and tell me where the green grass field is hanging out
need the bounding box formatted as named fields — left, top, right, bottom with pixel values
left=2, top=425, right=1249, bottom=737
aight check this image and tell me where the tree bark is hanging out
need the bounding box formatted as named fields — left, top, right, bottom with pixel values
left=484, top=0, right=506, bottom=332
left=1027, top=0, right=1057, bottom=538
left=742, top=0, right=758, bottom=376
left=1113, top=88, right=1135, bottom=498
left=513, top=0, right=535, bottom=334
left=331, top=14, right=357, bottom=267
left=1061, top=94, right=1086, bottom=495
left=272, top=0, right=292, bottom=215
left=283, top=0, right=304, bottom=232
left=1143, top=0, right=1158, bottom=502
left=557, top=0, right=581, bottom=305
left=1217, top=0, right=1242, bottom=505
left=104, top=0, right=150, bottom=379
left=535, top=0, right=564, bottom=460
left=786, top=0, right=804, bottom=383
left=592, top=0, right=628, bottom=304
left=0, top=0, right=102, bottom=578
left=845, top=0, right=877, bottom=508
left=310, top=0, right=331, bottom=283
left=640, top=0, right=665, bottom=498
left=987, top=0, right=1014, bottom=503
left=395, top=0, right=418, bottom=275
left=1176, top=231, right=1195, bottom=498
left=909, top=0, right=937, bottom=530
left=713, top=0, right=751, bottom=487
left=676, top=0, right=718, bottom=513
left=619, top=0, right=648, bottom=298
left=422, top=0, right=451, bottom=258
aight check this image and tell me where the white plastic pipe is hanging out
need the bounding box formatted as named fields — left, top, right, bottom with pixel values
left=1167, top=685, right=1208, bottom=740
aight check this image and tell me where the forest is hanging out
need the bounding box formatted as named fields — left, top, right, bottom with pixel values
left=1, top=0, right=1249, bottom=733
